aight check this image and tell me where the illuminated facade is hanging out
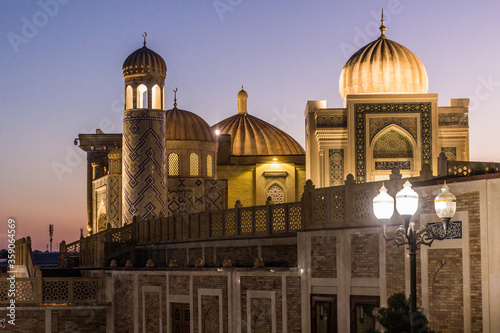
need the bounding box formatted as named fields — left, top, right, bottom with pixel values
left=305, top=17, right=469, bottom=186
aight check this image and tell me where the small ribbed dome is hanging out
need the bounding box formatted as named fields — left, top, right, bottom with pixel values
left=212, top=113, right=305, bottom=156
left=339, top=31, right=428, bottom=99
left=165, top=107, right=215, bottom=142
left=122, top=45, right=167, bottom=78
left=237, top=88, right=248, bottom=98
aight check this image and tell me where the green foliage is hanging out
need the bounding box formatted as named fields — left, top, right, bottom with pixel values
left=367, top=292, right=433, bottom=333
left=0, top=249, right=7, bottom=259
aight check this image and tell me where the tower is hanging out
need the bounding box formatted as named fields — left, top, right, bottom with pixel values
left=121, top=34, right=168, bottom=223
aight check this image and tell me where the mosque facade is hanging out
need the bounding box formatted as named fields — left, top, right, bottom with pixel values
left=8, top=17, right=500, bottom=333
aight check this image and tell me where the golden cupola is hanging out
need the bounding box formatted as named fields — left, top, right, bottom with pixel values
left=339, top=13, right=428, bottom=100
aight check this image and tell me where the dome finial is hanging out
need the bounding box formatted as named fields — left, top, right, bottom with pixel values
left=143, top=32, right=147, bottom=46
left=173, top=88, right=178, bottom=107
left=379, top=7, right=386, bottom=38
left=237, top=85, right=248, bottom=114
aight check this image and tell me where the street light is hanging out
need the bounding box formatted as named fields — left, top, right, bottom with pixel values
left=373, top=180, right=456, bottom=333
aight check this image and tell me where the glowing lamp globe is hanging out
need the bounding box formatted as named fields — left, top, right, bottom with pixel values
left=395, top=180, right=419, bottom=217
left=434, top=183, right=456, bottom=233
left=373, top=184, right=395, bottom=220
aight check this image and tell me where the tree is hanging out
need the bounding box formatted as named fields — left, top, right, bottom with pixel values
left=367, top=292, right=434, bottom=333
left=0, top=249, right=7, bottom=259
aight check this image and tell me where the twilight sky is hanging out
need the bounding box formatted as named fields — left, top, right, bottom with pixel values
left=2, top=0, right=500, bottom=250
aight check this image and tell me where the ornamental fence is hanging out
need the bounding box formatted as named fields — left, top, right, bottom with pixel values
left=0, top=276, right=102, bottom=305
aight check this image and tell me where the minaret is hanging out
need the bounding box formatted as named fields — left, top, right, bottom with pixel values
left=121, top=34, right=168, bottom=223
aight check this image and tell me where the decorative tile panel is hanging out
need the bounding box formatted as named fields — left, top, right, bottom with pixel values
left=427, top=221, right=462, bottom=239
left=369, top=117, right=417, bottom=143
left=123, top=110, right=167, bottom=223
left=375, top=161, right=411, bottom=170
left=317, top=115, right=347, bottom=127
left=355, top=103, right=432, bottom=183
left=329, top=149, right=344, bottom=186
left=441, top=147, right=457, bottom=161
left=373, top=130, right=413, bottom=158
left=438, top=113, right=468, bottom=126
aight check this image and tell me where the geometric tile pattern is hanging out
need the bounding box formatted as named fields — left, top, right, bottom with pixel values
left=267, top=184, right=284, bottom=204
left=93, top=174, right=122, bottom=229
left=205, top=180, right=227, bottom=211
left=329, top=148, right=344, bottom=186
left=441, top=147, right=457, bottom=161
left=122, top=109, right=167, bottom=224
left=373, top=129, right=413, bottom=158
left=375, top=161, right=411, bottom=170
left=355, top=103, right=432, bottom=183
left=317, top=115, right=348, bottom=127
left=369, top=116, right=417, bottom=143
left=427, top=221, right=462, bottom=239
left=438, top=113, right=468, bottom=127
left=167, top=178, right=205, bottom=216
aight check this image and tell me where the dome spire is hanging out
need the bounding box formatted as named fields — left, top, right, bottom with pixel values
left=379, top=7, right=386, bottom=38
left=237, top=85, right=248, bottom=115
left=173, top=88, right=178, bottom=108
left=143, top=32, right=147, bottom=46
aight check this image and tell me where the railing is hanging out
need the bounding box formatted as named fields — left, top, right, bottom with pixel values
left=447, top=160, right=500, bottom=177
left=0, top=276, right=102, bottom=305
left=62, top=200, right=303, bottom=267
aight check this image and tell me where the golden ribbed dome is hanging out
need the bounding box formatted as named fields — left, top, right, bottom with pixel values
left=339, top=24, right=428, bottom=99
left=122, top=45, right=166, bottom=78
left=165, top=108, right=215, bottom=142
left=212, top=113, right=304, bottom=156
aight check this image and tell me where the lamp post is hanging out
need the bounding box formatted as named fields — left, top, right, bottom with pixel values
left=373, top=180, right=456, bottom=333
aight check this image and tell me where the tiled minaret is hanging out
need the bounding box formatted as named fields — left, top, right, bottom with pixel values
left=121, top=34, right=167, bottom=223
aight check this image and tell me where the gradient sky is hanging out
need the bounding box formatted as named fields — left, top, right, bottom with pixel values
left=2, top=0, right=500, bottom=250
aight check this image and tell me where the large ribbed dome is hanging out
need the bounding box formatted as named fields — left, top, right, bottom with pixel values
left=339, top=23, right=428, bottom=99
left=212, top=114, right=304, bottom=156
left=165, top=107, right=215, bottom=142
left=122, top=45, right=166, bottom=78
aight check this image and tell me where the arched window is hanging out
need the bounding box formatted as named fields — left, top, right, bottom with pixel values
left=267, top=183, right=284, bottom=204
left=189, top=152, right=199, bottom=176
left=168, top=152, right=179, bottom=176
left=137, top=84, right=148, bottom=109
left=152, top=84, right=161, bottom=109
left=125, top=85, right=133, bottom=109
left=206, top=154, right=213, bottom=177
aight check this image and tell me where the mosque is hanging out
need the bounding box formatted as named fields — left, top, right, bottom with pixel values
left=6, top=16, right=500, bottom=333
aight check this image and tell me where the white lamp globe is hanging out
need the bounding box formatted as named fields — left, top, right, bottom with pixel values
left=373, top=184, right=395, bottom=220
left=434, top=183, right=456, bottom=220
left=395, top=180, right=419, bottom=216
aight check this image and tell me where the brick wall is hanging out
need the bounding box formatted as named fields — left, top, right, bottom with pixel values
left=385, top=229, right=405, bottom=297
left=311, top=235, right=337, bottom=278
left=218, top=165, right=255, bottom=207
left=0, top=309, right=45, bottom=332
left=216, top=246, right=258, bottom=267
left=53, top=309, right=106, bottom=332
left=458, top=192, right=482, bottom=332
left=261, top=244, right=297, bottom=267
left=428, top=249, right=464, bottom=332
left=193, top=275, right=228, bottom=333
left=286, top=276, right=301, bottom=333
left=168, top=248, right=187, bottom=267
left=351, top=233, right=379, bottom=278
left=241, top=276, right=282, bottom=333
left=188, top=248, right=203, bottom=266
left=138, top=275, right=167, bottom=332
left=169, top=275, right=190, bottom=296
left=115, top=274, right=135, bottom=331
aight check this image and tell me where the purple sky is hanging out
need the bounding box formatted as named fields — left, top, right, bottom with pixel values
left=2, top=1, right=500, bottom=250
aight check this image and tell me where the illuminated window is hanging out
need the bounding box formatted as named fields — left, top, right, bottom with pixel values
left=168, top=152, right=179, bottom=176
left=152, top=84, right=161, bottom=109
left=267, top=183, right=284, bottom=204
left=207, top=154, right=213, bottom=177
left=189, top=152, right=199, bottom=176
left=137, top=84, right=148, bottom=108
left=125, top=85, right=133, bottom=109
